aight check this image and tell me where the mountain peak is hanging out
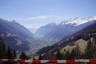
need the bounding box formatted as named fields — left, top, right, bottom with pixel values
left=47, top=23, right=56, bottom=26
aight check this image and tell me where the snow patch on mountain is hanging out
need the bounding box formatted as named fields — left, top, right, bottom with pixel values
left=61, top=16, right=96, bottom=26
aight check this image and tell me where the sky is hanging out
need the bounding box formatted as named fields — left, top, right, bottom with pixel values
left=0, top=0, right=96, bottom=32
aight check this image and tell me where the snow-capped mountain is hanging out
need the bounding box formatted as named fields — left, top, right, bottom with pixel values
left=35, top=16, right=96, bottom=45
left=37, top=17, right=96, bottom=55
left=61, top=16, right=96, bottom=25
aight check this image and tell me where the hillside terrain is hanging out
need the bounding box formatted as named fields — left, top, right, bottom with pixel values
left=36, top=20, right=96, bottom=62
left=0, top=19, right=46, bottom=53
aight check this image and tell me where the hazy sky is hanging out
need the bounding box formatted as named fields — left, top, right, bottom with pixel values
left=0, top=0, right=96, bottom=31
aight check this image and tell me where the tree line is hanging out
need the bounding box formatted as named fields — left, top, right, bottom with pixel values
left=0, top=37, right=96, bottom=64
left=0, top=38, right=29, bottom=64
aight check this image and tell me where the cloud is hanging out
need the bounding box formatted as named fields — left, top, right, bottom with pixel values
left=23, top=16, right=65, bottom=22
left=29, top=16, right=51, bottom=20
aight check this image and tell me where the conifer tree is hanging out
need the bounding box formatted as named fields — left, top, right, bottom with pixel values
left=19, top=52, right=29, bottom=64
left=69, top=48, right=76, bottom=59
left=74, top=44, right=81, bottom=58
left=55, top=50, right=63, bottom=59
left=20, top=52, right=28, bottom=59
left=68, top=44, right=81, bottom=59
left=39, top=54, right=43, bottom=60
left=84, top=39, right=93, bottom=59
left=13, top=50, right=17, bottom=59
left=6, top=47, right=13, bottom=59
left=63, top=51, right=70, bottom=60
left=0, top=38, right=6, bottom=59
left=92, top=37, right=96, bottom=58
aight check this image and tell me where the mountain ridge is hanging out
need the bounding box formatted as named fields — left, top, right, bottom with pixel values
left=35, top=17, right=96, bottom=45
left=36, top=20, right=96, bottom=55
